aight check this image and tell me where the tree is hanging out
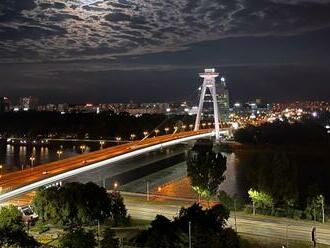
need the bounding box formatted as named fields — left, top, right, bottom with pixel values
left=134, top=215, right=186, bottom=248
left=108, top=191, right=129, bottom=226
left=187, top=140, right=227, bottom=202
left=59, top=228, right=96, bottom=248
left=0, top=205, right=24, bottom=230
left=218, top=191, right=245, bottom=211
left=100, top=228, right=120, bottom=248
left=0, top=205, right=39, bottom=248
left=134, top=203, right=240, bottom=248
left=305, top=194, right=326, bottom=221
left=32, top=182, right=129, bottom=227
left=248, top=189, right=273, bottom=215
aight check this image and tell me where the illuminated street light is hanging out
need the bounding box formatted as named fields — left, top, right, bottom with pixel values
left=189, top=124, right=194, bottom=131
left=155, top=129, right=160, bottom=136
left=143, top=131, right=149, bottom=137
left=130, top=134, right=136, bottom=141
left=30, top=156, right=35, bottom=167
left=158, top=186, right=162, bottom=192
left=207, top=122, right=212, bottom=127
left=114, top=182, right=118, bottom=190
left=164, top=127, right=169, bottom=134
left=80, top=145, right=86, bottom=153
left=115, top=137, right=122, bottom=144
left=56, top=150, right=63, bottom=160
left=99, top=141, right=105, bottom=148
left=0, top=164, right=3, bottom=176
left=182, top=125, right=187, bottom=130
left=202, top=123, right=206, bottom=128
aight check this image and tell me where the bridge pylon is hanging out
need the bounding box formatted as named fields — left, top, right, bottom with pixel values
left=194, top=68, right=220, bottom=141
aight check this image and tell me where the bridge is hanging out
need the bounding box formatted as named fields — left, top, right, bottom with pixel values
left=0, top=68, right=229, bottom=203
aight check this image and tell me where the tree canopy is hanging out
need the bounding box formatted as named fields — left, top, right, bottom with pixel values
left=187, top=140, right=227, bottom=200
left=59, top=228, right=96, bottom=248
left=0, top=205, right=39, bottom=248
left=32, top=182, right=129, bottom=226
left=133, top=203, right=239, bottom=248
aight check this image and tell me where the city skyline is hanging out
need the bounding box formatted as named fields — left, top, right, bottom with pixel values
left=1, top=0, right=330, bottom=103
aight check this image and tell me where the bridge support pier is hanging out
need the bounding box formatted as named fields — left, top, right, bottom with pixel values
left=194, top=68, right=221, bottom=141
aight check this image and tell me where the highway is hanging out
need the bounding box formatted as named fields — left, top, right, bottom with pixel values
left=122, top=194, right=330, bottom=246
left=0, top=130, right=214, bottom=202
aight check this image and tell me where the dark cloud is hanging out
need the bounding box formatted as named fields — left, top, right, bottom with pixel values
left=1, top=0, right=330, bottom=63
left=0, top=0, right=330, bottom=102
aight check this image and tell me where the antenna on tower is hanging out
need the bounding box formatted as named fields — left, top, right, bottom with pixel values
left=194, top=68, right=221, bottom=141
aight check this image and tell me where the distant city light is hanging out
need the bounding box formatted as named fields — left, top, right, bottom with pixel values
left=312, top=112, right=318, bottom=117
left=232, top=122, right=239, bottom=129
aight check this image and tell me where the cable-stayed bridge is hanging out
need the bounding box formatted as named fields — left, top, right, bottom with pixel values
left=0, top=68, right=230, bottom=203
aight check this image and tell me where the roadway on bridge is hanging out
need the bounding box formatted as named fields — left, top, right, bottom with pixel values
left=0, top=130, right=212, bottom=202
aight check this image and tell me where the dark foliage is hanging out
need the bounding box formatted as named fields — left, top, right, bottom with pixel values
left=0, top=205, right=39, bottom=247
left=234, top=120, right=329, bottom=145
left=134, top=203, right=239, bottom=248
left=59, top=228, right=96, bottom=248
left=32, top=182, right=129, bottom=226
left=100, top=228, right=120, bottom=248
left=187, top=140, right=227, bottom=198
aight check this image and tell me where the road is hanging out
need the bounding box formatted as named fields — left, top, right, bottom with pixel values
left=122, top=194, right=330, bottom=246
left=0, top=130, right=212, bottom=201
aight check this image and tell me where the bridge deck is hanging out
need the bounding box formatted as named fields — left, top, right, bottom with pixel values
left=0, top=130, right=214, bottom=203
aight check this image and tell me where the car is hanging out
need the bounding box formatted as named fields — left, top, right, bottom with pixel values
left=42, top=171, right=48, bottom=175
left=18, top=205, right=38, bottom=224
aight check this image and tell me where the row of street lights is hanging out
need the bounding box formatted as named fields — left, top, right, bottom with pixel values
left=125, top=123, right=209, bottom=141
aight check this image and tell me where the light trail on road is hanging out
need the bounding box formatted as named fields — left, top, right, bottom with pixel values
left=0, top=130, right=216, bottom=203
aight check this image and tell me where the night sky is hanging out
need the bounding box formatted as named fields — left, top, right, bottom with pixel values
left=1, top=0, right=330, bottom=103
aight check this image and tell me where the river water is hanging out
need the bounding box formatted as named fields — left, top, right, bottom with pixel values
left=0, top=143, right=99, bottom=173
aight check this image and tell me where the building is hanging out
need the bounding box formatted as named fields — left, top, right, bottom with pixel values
left=0, top=97, right=11, bottom=112
left=19, top=96, right=39, bottom=111
left=203, top=75, right=230, bottom=123
left=217, top=76, right=230, bottom=122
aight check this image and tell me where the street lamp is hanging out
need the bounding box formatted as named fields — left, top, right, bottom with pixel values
left=29, top=156, right=35, bottom=167
left=56, top=150, right=63, bottom=160
left=146, top=180, right=150, bottom=201
left=189, top=124, right=194, bottom=131
left=202, top=123, right=206, bottom=128
left=80, top=145, right=86, bottom=153
left=155, top=129, right=160, bottom=136
left=115, top=137, right=121, bottom=144
left=114, top=182, right=118, bottom=190
left=164, top=127, right=169, bottom=134
left=143, top=131, right=149, bottom=138
left=0, top=164, right=3, bottom=176
left=182, top=125, right=187, bottom=131
left=99, top=141, right=105, bottom=148
left=130, top=134, right=136, bottom=141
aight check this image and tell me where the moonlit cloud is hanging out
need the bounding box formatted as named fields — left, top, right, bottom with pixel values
left=1, top=0, right=330, bottom=64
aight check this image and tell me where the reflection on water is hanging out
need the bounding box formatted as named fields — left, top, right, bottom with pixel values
left=219, top=152, right=241, bottom=197
left=0, top=144, right=97, bottom=174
